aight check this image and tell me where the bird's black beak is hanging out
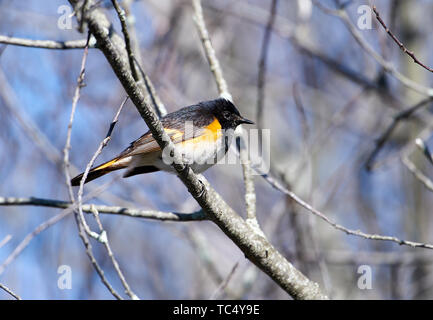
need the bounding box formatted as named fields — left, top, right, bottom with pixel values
left=238, top=116, right=254, bottom=125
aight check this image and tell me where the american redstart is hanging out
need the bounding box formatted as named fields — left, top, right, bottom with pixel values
left=71, top=98, right=254, bottom=186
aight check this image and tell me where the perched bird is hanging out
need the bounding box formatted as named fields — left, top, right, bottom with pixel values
left=71, top=98, right=254, bottom=186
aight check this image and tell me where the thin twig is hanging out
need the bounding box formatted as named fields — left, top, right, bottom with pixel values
left=0, top=283, right=21, bottom=300
left=0, top=35, right=89, bottom=49
left=73, top=211, right=123, bottom=299
left=373, top=6, right=433, bottom=74
left=258, top=169, right=433, bottom=250
left=301, top=249, right=433, bottom=265
left=106, top=97, right=128, bottom=138
left=90, top=205, right=138, bottom=299
left=402, top=156, right=433, bottom=192
left=75, top=97, right=139, bottom=299
left=74, top=100, right=127, bottom=231
left=256, top=0, right=278, bottom=132
left=76, top=98, right=127, bottom=240
left=111, top=0, right=139, bottom=81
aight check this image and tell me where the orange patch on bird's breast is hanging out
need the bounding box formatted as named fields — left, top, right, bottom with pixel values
left=181, top=117, right=222, bottom=148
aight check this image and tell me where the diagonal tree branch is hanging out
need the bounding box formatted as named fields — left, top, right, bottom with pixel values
left=373, top=6, right=433, bottom=74
left=0, top=283, right=21, bottom=300
left=258, top=168, right=433, bottom=250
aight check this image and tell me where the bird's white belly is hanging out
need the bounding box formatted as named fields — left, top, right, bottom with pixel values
left=154, top=133, right=231, bottom=173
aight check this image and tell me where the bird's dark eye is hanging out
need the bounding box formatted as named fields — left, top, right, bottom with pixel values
left=223, top=111, right=231, bottom=119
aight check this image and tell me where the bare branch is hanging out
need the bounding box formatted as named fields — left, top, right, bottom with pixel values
left=0, top=283, right=21, bottom=300
left=66, top=0, right=327, bottom=299
left=90, top=205, right=138, bottom=299
left=0, top=35, right=90, bottom=49
left=373, top=6, right=433, bottom=74
left=73, top=212, right=124, bottom=300
left=402, top=156, right=433, bottom=193
left=259, top=169, right=433, bottom=250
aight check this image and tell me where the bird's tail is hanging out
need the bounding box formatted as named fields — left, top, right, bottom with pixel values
left=70, top=157, right=128, bottom=186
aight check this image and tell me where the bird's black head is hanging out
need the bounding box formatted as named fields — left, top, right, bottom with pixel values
left=206, top=98, right=254, bottom=129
